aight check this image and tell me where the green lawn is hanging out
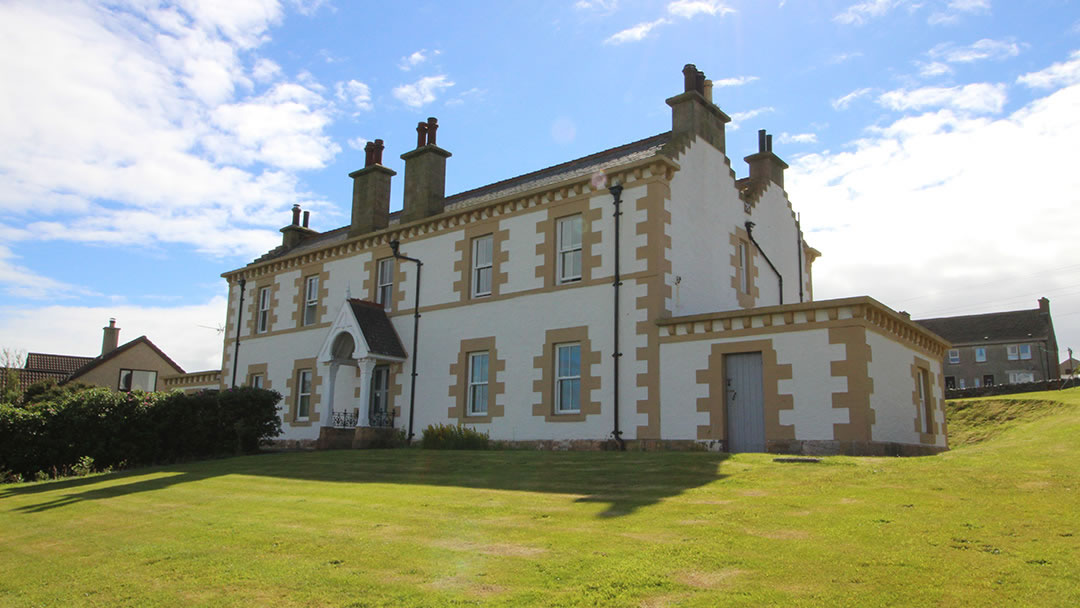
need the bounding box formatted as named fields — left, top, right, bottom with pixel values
left=2, top=389, right=1080, bottom=607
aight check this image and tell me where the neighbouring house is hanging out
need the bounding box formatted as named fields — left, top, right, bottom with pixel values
left=915, top=298, right=1060, bottom=390
left=1, top=319, right=186, bottom=396
left=1061, top=356, right=1078, bottom=378
left=190, top=64, right=949, bottom=455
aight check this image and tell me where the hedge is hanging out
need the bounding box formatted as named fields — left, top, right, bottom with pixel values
left=0, top=386, right=282, bottom=480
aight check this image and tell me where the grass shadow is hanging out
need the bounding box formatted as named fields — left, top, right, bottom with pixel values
left=3, top=449, right=731, bottom=518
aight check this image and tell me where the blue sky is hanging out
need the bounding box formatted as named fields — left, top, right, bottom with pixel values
left=2, top=0, right=1079, bottom=371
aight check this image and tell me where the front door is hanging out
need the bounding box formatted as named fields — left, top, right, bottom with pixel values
left=369, top=365, right=391, bottom=427
left=725, top=352, right=765, bottom=453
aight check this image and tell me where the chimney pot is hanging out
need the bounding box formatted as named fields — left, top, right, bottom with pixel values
left=416, top=122, right=428, bottom=148
left=703, top=79, right=713, bottom=103
left=758, top=129, right=767, bottom=152
left=364, top=141, right=375, bottom=168
left=682, top=64, right=698, bottom=93
left=426, top=117, right=438, bottom=146
left=695, top=70, right=706, bottom=94
left=291, top=204, right=301, bottom=226
left=766, top=134, right=773, bottom=152
left=374, top=139, right=385, bottom=165
left=302, top=210, right=310, bottom=228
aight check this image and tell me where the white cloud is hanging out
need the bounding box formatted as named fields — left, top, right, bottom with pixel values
left=347, top=137, right=368, bottom=151
left=929, top=0, right=990, bottom=25
left=0, top=296, right=229, bottom=371
left=787, top=72, right=1080, bottom=353
left=575, top=0, right=618, bottom=12
left=832, top=87, right=873, bottom=110
left=289, top=0, right=334, bottom=16
left=878, top=83, right=1007, bottom=114
left=392, top=75, right=455, bottom=108
left=918, top=61, right=954, bottom=77
left=1017, top=50, right=1080, bottom=89
left=398, top=49, right=440, bottom=71
left=667, top=0, right=734, bottom=19
left=779, top=132, right=818, bottom=144
left=604, top=18, right=669, bottom=45
left=445, top=87, right=487, bottom=107
left=929, top=38, right=1022, bottom=63
left=0, top=0, right=337, bottom=259
left=335, top=79, right=373, bottom=112
left=829, top=52, right=863, bottom=65
left=728, top=107, right=775, bottom=130
left=711, top=76, right=758, bottom=87
left=834, top=0, right=905, bottom=25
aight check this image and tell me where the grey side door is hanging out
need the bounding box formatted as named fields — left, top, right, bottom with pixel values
left=725, top=352, right=766, bottom=453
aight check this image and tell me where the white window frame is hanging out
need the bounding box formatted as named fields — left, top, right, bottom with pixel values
left=472, top=235, right=493, bottom=298
left=118, top=369, right=157, bottom=392
left=739, top=241, right=750, bottom=294
left=975, top=347, right=987, bottom=363
left=467, top=352, right=489, bottom=415
left=555, top=342, right=582, bottom=414
left=947, top=349, right=960, bottom=364
left=1007, top=344, right=1019, bottom=361
left=257, top=286, right=271, bottom=333
left=250, top=374, right=264, bottom=389
left=556, top=215, right=583, bottom=284
left=370, top=365, right=390, bottom=417
left=296, top=369, right=312, bottom=420
left=1019, top=344, right=1032, bottom=360
left=303, top=275, right=319, bottom=326
left=376, top=258, right=394, bottom=311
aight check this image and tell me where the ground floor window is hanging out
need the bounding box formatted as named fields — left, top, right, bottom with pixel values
left=945, top=376, right=956, bottom=390
left=369, top=365, right=391, bottom=426
left=119, top=369, right=157, bottom=392
left=468, top=352, right=489, bottom=415
left=983, top=374, right=994, bottom=387
left=555, top=343, right=581, bottom=413
left=296, top=369, right=312, bottom=419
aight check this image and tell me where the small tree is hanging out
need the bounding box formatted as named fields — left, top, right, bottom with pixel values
left=0, top=348, right=26, bottom=405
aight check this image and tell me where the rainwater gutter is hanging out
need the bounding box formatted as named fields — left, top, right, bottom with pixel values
left=390, top=239, right=422, bottom=442
left=745, top=221, right=783, bottom=306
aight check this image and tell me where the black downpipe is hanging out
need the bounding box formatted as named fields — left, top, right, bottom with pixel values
left=230, top=277, right=246, bottom=388
left=745, top=221, right=783, bottom=306
left=390, top=239, right=422, bottom=442
left=609, top=184, right=625, bottom=451
left=795, top=217, right=804, bottom=303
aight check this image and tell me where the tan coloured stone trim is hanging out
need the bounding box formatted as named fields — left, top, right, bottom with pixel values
left=534, top=197, right=602, bottom=287
left=451, top=221, right=509, bottom=301
left=531, top=326, right=602, bottom=422
left=291, top=263, right=331, bottom=328
left=634, top=180, right=673, bottom=440
left=284, top=357, right=322, bottom=426
left=447, top=337, right=506, bottom=424
left=363, top=245, right=407, bottom=313
left=221, top=156, right=680, bottom=283
left=803, top=243, right=819, bottom=301
left=911, top=356, right=942, bottom=443
left=657, top=296, right=949, bottom=360
left=829, top=326, right=875, bottom=442
left=245, top=279, right=280, bottom=337
left=244, top=363, right=270, bottom=389
left=694, top=339, right=794, bottom=444
left=162, top=370, right=222, bottom=388
left=729, top=228, right=759, bottom=309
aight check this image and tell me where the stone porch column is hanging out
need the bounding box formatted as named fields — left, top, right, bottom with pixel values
left=355, top=357, right=377, bottom=426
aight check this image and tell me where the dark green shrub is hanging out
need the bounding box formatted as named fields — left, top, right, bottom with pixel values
left=421, top=423, right=490, bottom=450
left=218, top=386, right=283, bottom=454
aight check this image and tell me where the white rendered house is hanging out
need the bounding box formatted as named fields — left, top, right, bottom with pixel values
left=209, top=64, right=949, bottom=455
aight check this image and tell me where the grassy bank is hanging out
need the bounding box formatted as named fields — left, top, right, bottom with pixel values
left=2, top=389, right=1079, bottom=606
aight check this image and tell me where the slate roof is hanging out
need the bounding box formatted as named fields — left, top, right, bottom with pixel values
left=915, top=308, right=1053, bottom=346
left=25, top=352, right=94, bottom=374
left=348, top=299, right=407, bottom=359
left=249, top=132, right=672, bottom=265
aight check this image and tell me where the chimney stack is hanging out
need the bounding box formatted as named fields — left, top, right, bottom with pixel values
left=1039, top=297, right=1050, bottom=316
left=281, top=204, right=318, bottom=248
left=666, top=63, right=730, bottom=154
left=744, top=128, right=788, bottom=189
left=349, top=138, right=396, bottom=238
left=101, top=318, right=120, bottom=355
left=400, top=117, right=451, bottom=224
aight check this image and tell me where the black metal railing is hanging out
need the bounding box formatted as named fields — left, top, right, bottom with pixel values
left=331, top=410, right=358, bottom=428
left=369, top=409, right=394, bottom=428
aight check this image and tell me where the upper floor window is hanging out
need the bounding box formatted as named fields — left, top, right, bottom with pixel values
left=947, top=349, right=960, bottom=364
left=472, top=235, right=493, bottom=298
left=376, top=258, right=394, bottom=311
left=975, top=347, right=987, bottom=363
left=257, top=286, right=271, bottom=333
left=1019, top=344, right=1032, bottom=360
left=557, top=215, right=582, bottom=284
left=555, top=342, right=581, bottom=413
left=296, top=369, right=312, bottom=420
left=249, top=374, right=264, bottom=389
left=303, top=276, right=319, bottom=326
left=738, top=241, right=750, bottom=294
left=1007, top=344, right=1032, bottom=361
left=119, top=369, right=157, bottom=392
left=468, top=352, right=489, bottom=415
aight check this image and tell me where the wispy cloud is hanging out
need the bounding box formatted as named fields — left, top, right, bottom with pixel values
left=727, top=106, right=775, bottom=130
left=928, top=38, right=1023, bottom=63
left=832, top=87, right=873, bottom=110
left=917, top=61, right=953, bottom=77
left=928, top=0, right=991, bottom=25
left=604, top=18, right=669, bottom=45
left=0, top=245, right=97, bottom=299
left=834, top=0, right=905, bottom=26
left=667, top=0, right=734, bottom=19
left=1017, top=50, right=1080, bottom=89
left=346, top=137, right=368, bottom=151
left=334, top=79, right=373, bottom=112
left=711, top=75, right=758, bottom=87
left=878, top=83, right=1007, bottom=114
left=829, top=52, right=864, bottom=65
left=779, top=132, right=818, bottom=144
left=392, top=75, right=455, bottom=108
left=445, top=87, right=487, bottom=107
left=399, top=49, right=440, bottom=71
